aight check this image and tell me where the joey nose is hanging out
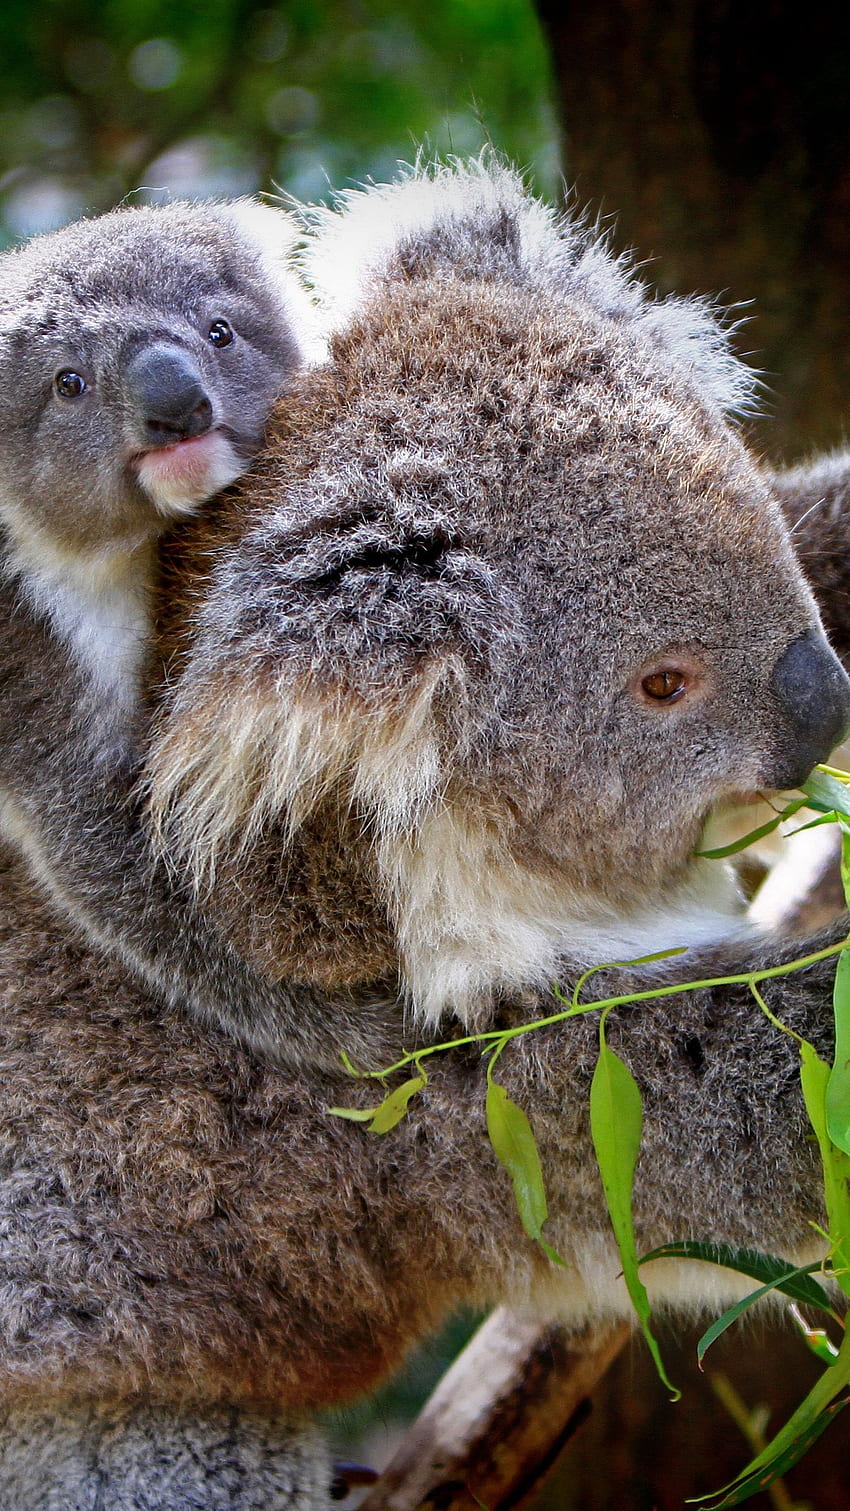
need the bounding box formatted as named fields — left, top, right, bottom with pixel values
left=768, top=629, right=850, bottom=788
left=127, top=343, right=213, bottom=446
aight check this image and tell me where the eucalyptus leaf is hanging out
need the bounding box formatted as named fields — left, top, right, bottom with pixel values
left=486, top=1079, right=550, bottom=1245
left=327, top=1104, right=384, bottom=1122
left=697, top=799, right=806, bottom=859
left=802, top=768, right=850, bottom=817
left=590, top=1028, right=679, bottom=1399
left=695, top=1264, right=835, bottom=1366
left=697, top=1398, right=847, bottom=1508
left=800, top=1041, right=850, bottom=1298
left=840, top=823, right=850, bottom=903
left=826, top=946, right=850, bottom=1156
left=367, top=1075, right=427, bottom=1134
left=694, top=1327, right=850, bottom=1507
left=789, top=1308, right=840, bottom=1366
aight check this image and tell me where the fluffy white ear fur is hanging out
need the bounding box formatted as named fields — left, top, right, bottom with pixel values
left=301, top=156, right=756, bottom=418
left=225, top=198, right=328, bottom=367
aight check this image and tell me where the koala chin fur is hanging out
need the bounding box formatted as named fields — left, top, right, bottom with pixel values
left=150, top=671, right=753, bottom=1029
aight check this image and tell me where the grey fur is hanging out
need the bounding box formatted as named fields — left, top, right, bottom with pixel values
left=771, top=448, right=850, bottom=670
left=0, top=162, right=850, bottom=1505
left=3, top=162, right=848, bottom=1062
left=0, top=1400, right=328, bottom=1510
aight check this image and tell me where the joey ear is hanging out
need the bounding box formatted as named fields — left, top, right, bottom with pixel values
left=224, top=198, right=328, bottom=367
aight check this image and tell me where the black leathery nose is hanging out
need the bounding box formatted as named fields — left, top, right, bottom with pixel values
left=126, top=343, right=213, bottom=444
left=769, top=628, right=850, bottom=788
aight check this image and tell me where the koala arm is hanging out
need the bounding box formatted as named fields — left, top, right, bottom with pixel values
left=770, top=451, right=850, bottom=666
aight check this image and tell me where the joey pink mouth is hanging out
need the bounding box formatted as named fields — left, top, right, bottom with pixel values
left=132, top=429, right=220, bottom=472
left=133, top=430, right=243, bottom=514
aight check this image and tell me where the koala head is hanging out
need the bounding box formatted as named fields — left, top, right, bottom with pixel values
left=147, top=161, right=850, bottom=1030
left=0, top=199, right=320, bottom=557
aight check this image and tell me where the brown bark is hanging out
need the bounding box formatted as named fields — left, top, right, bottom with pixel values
left=535, top=0, right=850, bottom=459
left=359, top=1309, right=630, bottom=1511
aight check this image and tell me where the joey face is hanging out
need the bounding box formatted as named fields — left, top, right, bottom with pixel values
left=149, top=232, right=850, bottom=1023
left=0, top=202, right=306, bottom=559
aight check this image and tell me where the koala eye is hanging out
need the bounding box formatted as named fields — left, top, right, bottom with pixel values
left=54, top=369, right=88, bottom=400
left=641, top=668, right=688, bottom=702
left=208, top=319, right=234, bottom=349
left=628, top=652, right=708, bottom=711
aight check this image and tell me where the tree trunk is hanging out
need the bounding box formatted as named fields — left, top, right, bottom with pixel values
left=536, top=0, right=850, bottom=459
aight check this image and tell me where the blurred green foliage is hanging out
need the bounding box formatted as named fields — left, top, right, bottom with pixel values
left=0, top=0, right=560, bottom=240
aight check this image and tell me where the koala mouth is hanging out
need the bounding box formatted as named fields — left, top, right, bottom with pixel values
left=133, top=430, right=244, bottom=517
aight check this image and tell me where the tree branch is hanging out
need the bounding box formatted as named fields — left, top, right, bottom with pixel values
left=358, top=1308, right=631, bottom=1511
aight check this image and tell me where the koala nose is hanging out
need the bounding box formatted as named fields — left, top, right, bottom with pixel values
left=767, top=628, right=850, bottom=789
left=126, top=343, right=213, bottom=446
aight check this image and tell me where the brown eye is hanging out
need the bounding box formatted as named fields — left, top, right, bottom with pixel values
left=54, top=369, right=87, bottom=399
left=641, top=668, right=688, bottom=702
left=208, top=319, right=234, bottom=348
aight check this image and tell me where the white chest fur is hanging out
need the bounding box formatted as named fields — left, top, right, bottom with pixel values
left=4, top=523, right=155, bottom=712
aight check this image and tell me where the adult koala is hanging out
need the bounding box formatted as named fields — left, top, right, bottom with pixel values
left=0, top=161, right=849, bottom=1508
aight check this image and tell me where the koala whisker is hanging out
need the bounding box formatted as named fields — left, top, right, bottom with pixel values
left=787, top=494, right=829, bottom=535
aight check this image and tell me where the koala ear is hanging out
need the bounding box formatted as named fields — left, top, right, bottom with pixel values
left=303, top=156, right=756, bottom=419
left=302, top=156, right=562, bottom=332
left=223, top=198, right=328, bottom=367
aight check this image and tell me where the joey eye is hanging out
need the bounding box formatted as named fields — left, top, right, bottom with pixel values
left=641, top=668, right=688, bottom=702
left=208, top=319, right=234, bottom=348
left=54, top=369, right=87, bottom=399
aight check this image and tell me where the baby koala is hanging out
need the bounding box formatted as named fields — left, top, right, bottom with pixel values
left=0, top=198, right=319, bottom=736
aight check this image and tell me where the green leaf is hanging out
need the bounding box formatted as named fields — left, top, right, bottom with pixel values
left=486, top=1080, right=563, bottom=1263
left=590, top=1026, right=679, bottom=1399
left=367, top=1075, right=426, bottom=1134
left=828, top=832, right=850, bottom=1155
left=841, top=823, right=850, bottom=905
left=639, top=1242, right=832, bottom=1313
left=800, top=1041, right=850, bottom=1298
left=328, top=1073, right=427, bottom=1132
left=789, top=1308, right=840, bottom=1366
left=327, top=1104, right=384, bottom=1122
left=698, top=1398, right=848, bottom=1508
left=694, top=1327, right=850, bottom=1507
left=826, top=943, right=850, bottom=1156
left=695, top=1261, right=835, bottom=1366
left=697, top=799, right=807, bottom=859
left=803, top=768, right=850, bottom=818
left=784, top=812, right=841, bottom=835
